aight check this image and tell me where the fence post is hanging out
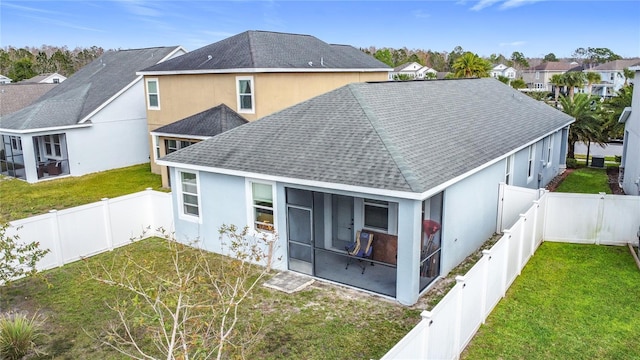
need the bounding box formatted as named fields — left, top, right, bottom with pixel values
left=596, top=192, right=606, bottom=245
left=531, top=200, right=540, bottom=253
left=501, top=229, right=511, bottom=297
left=481, top=249, right=491, bottom=322
left=420, top=310, right=433, bottom=358
left=102, top=198, right=114, bottom=250
left=48, top=210, right=64, bottom=267
left=496, top=182, right=505, bottom=233
left=518, top=214, right=526, bottom=275
left=454, top=275, right=466, bottom=359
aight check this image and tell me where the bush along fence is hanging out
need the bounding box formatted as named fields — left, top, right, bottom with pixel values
left=4, top=189, right=173, bottom=272
left=383, top=187, right=640, bottom=360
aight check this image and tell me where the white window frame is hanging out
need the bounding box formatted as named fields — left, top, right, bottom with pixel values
left=246, top=179, right=276, bottom=235
left=545, top=134, right=553, bottom=167
left=44, top=134, right=62, bottom=158
left=177, top=170, right=201, bottom=223
left=505, top=154, right=514, bottom=185
left=535, top=71, right=540, bottom=80
left=236, top=76, right=255, bottom=114
left=146, top=78, right=160, bottom=110
left=358, top=198, right=398, bottom=235
left=10, top=136, right=22, bottom=151
left=527, top=144, right=536, bottom=183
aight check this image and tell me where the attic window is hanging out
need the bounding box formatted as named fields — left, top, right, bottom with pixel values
left=236, top=76, right=254, bottom=114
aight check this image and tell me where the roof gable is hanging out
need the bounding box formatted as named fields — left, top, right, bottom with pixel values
left=153, top=104, right=248, bottom=137
left=141, top=30, right=390, bottom=73
left=162, top=79, right=574, bottom=194
left=0, top=46, right=180, bottom=131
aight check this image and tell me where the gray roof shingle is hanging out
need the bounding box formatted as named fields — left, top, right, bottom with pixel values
left=153, top=104, right=248, bottom=137
left=0, top=83, right=57, bottom=116
left=162, top=78, right=574, bottom=193
left=141, top=30, right=390, bottom=73
left=1, top=46, right=179, bottom=131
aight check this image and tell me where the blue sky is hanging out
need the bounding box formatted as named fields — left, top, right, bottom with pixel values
left=2, top=0, right=639, bottom=58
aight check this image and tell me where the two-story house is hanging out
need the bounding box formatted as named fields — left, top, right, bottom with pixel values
left=389, top=62, right=437, bottom=80
left=138, top=30, right=391, bottom=187
left=618, top=65, right=640, bottom=195
left=587, top=58, right=640, bottom=98
left=521, top=61, right=582, bottom=92
left=490, top=64, right=517, bottom=79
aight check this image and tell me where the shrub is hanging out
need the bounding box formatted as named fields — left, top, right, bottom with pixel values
left=0, top=312, right=47, bottom=360
left=566, top=158, right=578, bottom=169
left=614, top=155, right=622, bottom=163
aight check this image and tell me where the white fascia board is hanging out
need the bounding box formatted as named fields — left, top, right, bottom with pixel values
left=158, top=46, right=188, bottom=63
left=157, top=159, right=424, bottom=200
left=137, top=68, right=392, bottom=76
left=150, top=131, right=211, bottom=141
left=0, top=123, right=92, bottom=135
left=79, top=75, right=143, bottom=124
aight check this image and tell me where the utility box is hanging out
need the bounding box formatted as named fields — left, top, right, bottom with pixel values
left=591, top=156, right=605, bottom=168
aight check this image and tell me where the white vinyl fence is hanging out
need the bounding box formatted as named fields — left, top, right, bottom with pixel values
left=6, top=189, right=173, bottom=272
left=383, top=188, right=640, bottom=360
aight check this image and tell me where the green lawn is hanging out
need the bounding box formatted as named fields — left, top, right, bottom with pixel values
left=555, top=167, right=611, bottom=194
left=462, top=242, right=640, bottom=360
left=0, top=238, right=419, bottom=359
left=0, top=163, right=164, bottom=222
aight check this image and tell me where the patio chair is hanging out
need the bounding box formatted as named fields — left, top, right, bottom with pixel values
left=47, top=160, right=62, bottom=175
left=345, top=230, right=374, bottom=274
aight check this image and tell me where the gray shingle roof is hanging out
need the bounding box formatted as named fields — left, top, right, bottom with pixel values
left=153, top=104, right=248, bottom=137
left=591, top=58, right=640, bottom=71
left=0, top=83, right=57, bottom=115
left=162, top=78, right=574, bottom=193
left=141, top=30, right=390, bottom=73
left=0, top=46, right=179, bottom=131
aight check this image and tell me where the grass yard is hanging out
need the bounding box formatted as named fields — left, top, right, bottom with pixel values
left=0, top=238, right=419, bottom=359
left=462, top=242, right=640, bottom=360
left=0, top=163, right=164, bottom=222
left=555, top=167, right=611, bottom=194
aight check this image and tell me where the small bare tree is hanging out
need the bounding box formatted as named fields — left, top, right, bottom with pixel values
left=89, top=225, right=276, bottom=359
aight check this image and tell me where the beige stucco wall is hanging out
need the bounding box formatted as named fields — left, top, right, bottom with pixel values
left=147, top=71, right=389, bottom=177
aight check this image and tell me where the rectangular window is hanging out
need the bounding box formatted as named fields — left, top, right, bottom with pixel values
left=53, top=78, right=60, bottom=84
left=527, top=144, right=535, bottom=182
left=165, top=139, right=195, bottom=155
left=179, top=171, right=200, bottom=219
left=364, top=199, right=389, bottom=232
left=146, top=78, right=160, bottom=110
left=505, top=155, right=514, bottom=185
left=535, top=71, right=540, bottom=80
left=252, top=182, right=274, bottom=231
left=10, top=136, right=22, bottom=151
left=546, top=135, right=553, bottom=166
left=236, top=76, right=254, bottom=113
left=44, top=134, right=62, bottom=157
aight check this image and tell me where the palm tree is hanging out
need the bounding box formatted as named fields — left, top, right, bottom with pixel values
left=599, top=85, right=633, bottom=140
left=550, top=74, right=566, bottom=104
left=585, top=71, right=601, bottom=95
left=564, top=71, right=586, bottom=100
left=559, top=93, right=605, bottom=160
left=452, top=52, right=491, bottom=78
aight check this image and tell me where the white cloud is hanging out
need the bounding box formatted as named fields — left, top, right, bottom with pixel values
left=413, top=9, right=431, bottom=19
left=470, top=0, right=501, bottom=11
left=500, top=0, right=545, bottom=9
left=499, top=41, right=526, bottom=47
left=1, top=2, right=62, bottom=15
left=115, top=0, right=162, bottom=17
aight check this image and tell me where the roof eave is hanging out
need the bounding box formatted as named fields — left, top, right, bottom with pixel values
left=137, top=68, right=392, bottom=76
left=150, top=131, right=212, bottom=140
left=0, top=123, right=92, bottom=134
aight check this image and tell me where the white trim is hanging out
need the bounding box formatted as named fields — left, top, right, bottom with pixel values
left=145, top=77, right=160, bottom=110
left=176, top=169, right=202, bottom=223
left=545, top=134, right=554, bottom=167
left=0, top=123, right=92, bottom=134
left=151, top=134, right=159, bottom=162
left=504, top=154, right=514, bottom=185
left=137, top=68, right=392, bottom=76
left=618, top=107, right=632, bottom=123
left=79, top=75, right=143, bottom=123
left=527, top=143, right=536, bottom=183
left=158, top=46, right=188, bottom=63
left=150, top=131, right=212, bottom=141
left=236, top=76, right=255, bottom=114
left=159, top=123, right=572, bottom=201
left=245, top=178, right=277, bottom=238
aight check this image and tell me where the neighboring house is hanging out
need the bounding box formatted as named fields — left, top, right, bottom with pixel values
left=138, top=30, right=391, bottom=188
left=0, top=46, right=185, bottom=183
left=158, top=78, right=573, bottom=306
left=521, top=61, right=582, bottom=92
left=618, top=65, right=640, bottom=195
left=0, top=83, right=57, bottom=116
left=586, top=58, right=640, bottom=98
left=389, top=62, right=437, bottom=80
left=490, top=64, right=517, bottom=79
left=0, top=75, right=12, bottom=84
left=21, top=72, right=67, bottom=84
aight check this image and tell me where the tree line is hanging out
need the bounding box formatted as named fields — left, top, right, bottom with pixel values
left=0, top=45, right=105, bottom=82
left=362, top=45, right=623, bottom=72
